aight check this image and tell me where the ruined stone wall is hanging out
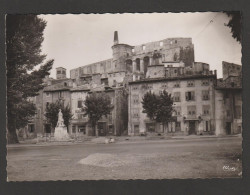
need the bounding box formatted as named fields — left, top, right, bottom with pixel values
left=222, top=61, right=242, bottom=80
left=146, top=65, right=165, bottom=78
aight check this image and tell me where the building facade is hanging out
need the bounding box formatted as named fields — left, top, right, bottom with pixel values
left=21, top=32, right=242, bottom=138
left=128, top=68, right=217, bottom=135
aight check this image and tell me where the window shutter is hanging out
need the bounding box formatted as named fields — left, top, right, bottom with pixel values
left=191, top=91, right=195, bottom=100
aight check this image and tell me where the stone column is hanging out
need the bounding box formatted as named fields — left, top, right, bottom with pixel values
left=140, top=59, right=144, bottom=73
left=149, top=57, right=153, bottom=66
left=132, top=60, right=136, bottom=72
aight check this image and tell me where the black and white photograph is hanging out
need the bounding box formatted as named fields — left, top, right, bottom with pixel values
left=6, top=12, right=242, bottom=181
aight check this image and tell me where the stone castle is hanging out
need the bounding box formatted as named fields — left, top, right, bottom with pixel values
left=22, top=31, right=242, bottom=138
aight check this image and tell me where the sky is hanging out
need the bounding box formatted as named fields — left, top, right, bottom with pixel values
left=40, top=13, right=241, bottom=79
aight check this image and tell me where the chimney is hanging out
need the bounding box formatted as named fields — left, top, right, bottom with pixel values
left=114, top=31, right=119, bottom=45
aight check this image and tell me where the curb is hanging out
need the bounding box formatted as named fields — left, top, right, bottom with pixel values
left=7, top=135, right=241, bottom=148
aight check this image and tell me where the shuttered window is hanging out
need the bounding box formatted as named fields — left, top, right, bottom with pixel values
left=186, top=91, right=195, bottom=101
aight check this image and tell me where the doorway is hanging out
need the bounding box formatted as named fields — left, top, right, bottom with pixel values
left=226, top=122, right=231, bottom=135
left=134, top=124, right=139, bottom=135
left=98, top=122, right=107, bottom=136
left=189, top=121, right=196, bottom=135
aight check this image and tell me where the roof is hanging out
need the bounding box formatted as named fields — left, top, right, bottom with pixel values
left=70, top=85, right=91, bottom=92
left=129, top=74, right=216, bottom=85
left=44, top=86, right=72, bottom=92
left=111, top=43, right=134, bottom=48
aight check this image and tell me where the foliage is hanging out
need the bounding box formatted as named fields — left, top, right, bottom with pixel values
left=142, top=91, right=159, bottom=121
left=142, top=90, right=174, bottom=129
left=83, top=92, right=114, bottom=135
left=44, top=101, right=73, bottom=130
left=15, top=100, right=37, bottom=129
left=156, top=90, right=174, bottom=124
left=6, top=15, right=53, bottom=143
left=225, top=11, right=241, bottom=43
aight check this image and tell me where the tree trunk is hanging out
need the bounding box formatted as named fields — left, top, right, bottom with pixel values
left=95, top=124, right=99, bottom=137
left=7, top=117, right=19, bottom=144
left=92, top=123, right=96, bottom=136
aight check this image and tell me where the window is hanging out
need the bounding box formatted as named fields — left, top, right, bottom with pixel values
left=161, top=83, right=168, bottom=88
left=132, top=86, right=138, bottom=90
left=46, top=92, right=50, bottom=97
left=29, top=124, right=35, bottom=133
left=78, top=100, right=83, bottom=108
left=186, top=91, right=195, bottom=101
left=227, top=110, right=231, bottom=117
left=187, top=80, right=195, bottom=87
left=46, top=102, right=50, bottom=107
left=146, top=123, right=155, bottom=132
left=108, top=114, right=112, bottom=122
left=225, top=92, right=229, bottom=99
left=203, top=105, right=210, bottom=115
left=59, top=91, right=63, bottom=98
left=77, top=114, right=85, bottom=119
left=175, top=40, right=177, bottom=44
left=62, top=70, right=66, bottom=74
left=132, top=108, right=140, bottom=118
left=173, top=81, right=180, bottom=88
left=132, top=95, right=140, bottom=104
left=113, top=80, right=117, bottom=86
left=174, top=107, right=181, bottom=116
left=173, top=92, right=181, bottom=102
left=57, top=70, right=61, bottom=74
left=64, top=82, right=67, bottom=86
left=202, top=90, right=210, bottom=100
left=101, top=78, right=108, bottom=85
left=160, top=41, right=163, bottom=47
left=78, top=126, right=86, bottom=134
left=202, top=80, right=209, bottom=86
left=147, top=85, right=153, bottom=90
left=187, top=106, right=196, bottom=116
left=132, top=49, right=135, bottom=53
left=142, top=45, right=146, bottom=50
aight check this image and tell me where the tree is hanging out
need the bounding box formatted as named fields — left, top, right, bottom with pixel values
left=225, top=11, right=241, bottom=43
left=6, top=15, right=53, bottom=143
left=142, top=90, right=174, bottom=132
left=155, top=90, right=174, bottom=131
left=141, top=91, right=159, bottom=121
left=44, top=101, right=73, bottom=131
left=83, top=92, right=114, bottom=136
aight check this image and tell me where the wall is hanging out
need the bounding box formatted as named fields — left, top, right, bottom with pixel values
left=222, top=61, right=242, bottom=80
left=146, top=65, right=165, bottom=78
left=128, top=76, right=216, bottom=135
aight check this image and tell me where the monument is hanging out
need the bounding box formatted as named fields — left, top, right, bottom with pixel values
left=54, top=109, right=70, bottom=141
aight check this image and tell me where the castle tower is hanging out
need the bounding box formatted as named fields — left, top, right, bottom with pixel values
left=114, top=31, right=119, bottom=45
left=56, top=67, right=66, bottom=79
left=111, top=31, right=133, bottom=71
